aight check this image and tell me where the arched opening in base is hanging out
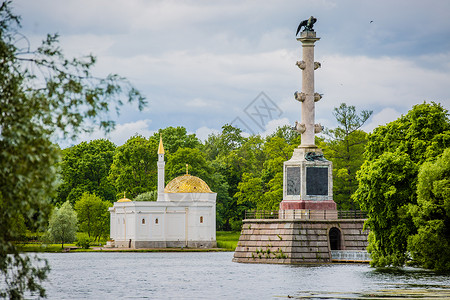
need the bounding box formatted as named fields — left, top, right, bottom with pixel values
left=329, top=227, right=341, bottom=250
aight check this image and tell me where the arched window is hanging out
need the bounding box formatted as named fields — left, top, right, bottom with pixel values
left=200, top=216, right=204, bottom=223
left=329, top=227, right=341, bottom=250
left=142, top=218, right=145, bottom=224
left=155, top=218, right=159, bottom=224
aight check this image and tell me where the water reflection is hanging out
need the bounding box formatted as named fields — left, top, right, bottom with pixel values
left=37, top=252, right=450, bottom=299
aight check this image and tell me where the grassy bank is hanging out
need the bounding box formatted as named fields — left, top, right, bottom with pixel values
left=16, top=231, right=241, bottom=252
left=216, top=231, right=240, bottom=250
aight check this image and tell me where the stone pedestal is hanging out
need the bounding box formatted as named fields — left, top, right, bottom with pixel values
left=280, top=146, right=336, bottom=211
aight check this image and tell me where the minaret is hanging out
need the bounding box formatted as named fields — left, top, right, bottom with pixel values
left=280, top=18, right=337, bottom=217
left=157, top=135, right=165, bottom=201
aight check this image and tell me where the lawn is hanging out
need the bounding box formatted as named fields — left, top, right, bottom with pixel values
left=216, top=231, right=241, bottom=250
left=16, top=231, right=242, bottom=252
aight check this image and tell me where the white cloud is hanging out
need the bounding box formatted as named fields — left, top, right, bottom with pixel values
left=195, top=126, right=220, bottom=141
left=75, top=119, right=154, bottom=147
left=260, top=118, right=291, bottom=137
left=361, top=107, right=402, bottom=133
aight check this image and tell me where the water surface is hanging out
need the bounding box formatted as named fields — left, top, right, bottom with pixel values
left=38, top=252, right=450, bottom=299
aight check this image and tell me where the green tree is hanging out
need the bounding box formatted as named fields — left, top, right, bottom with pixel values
left=235, top=127, right=301, bottom=211
left=355, top=151, right=417, bottom=267
left=46, top=201, right=78, bottom=248
left=354, top=102, right=450, bottom=268
left=134, top=191, right=157, bottom=201
left=408, top=148, right=450, bottom=271
left=153, top=126, right=200, bottom=154
left=74, top=192, right=112, bottom=241
left=57, top=139, right=117, bottom=205
left=0, top=2, right=144, bottom=297
left=323, top=103, right=372, bottom=210
left=109, top=135, right=157, bottom=199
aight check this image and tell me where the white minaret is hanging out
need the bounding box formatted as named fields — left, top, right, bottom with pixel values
left=157, top=135, right=165, bottom=201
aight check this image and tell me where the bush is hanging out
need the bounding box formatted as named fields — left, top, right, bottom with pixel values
left=134, top=191, right=157, bottom=201
left=76, top=236, right=92, bottom=249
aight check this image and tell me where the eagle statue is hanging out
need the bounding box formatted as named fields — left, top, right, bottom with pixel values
left=296, top=16, right=317, bottom=36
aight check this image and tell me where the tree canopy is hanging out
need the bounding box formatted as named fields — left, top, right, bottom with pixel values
left=0, top=1, right=145, bottom=297
left=56, top=139, right=117, bottom=205
left=323, top=103, right=372, bottom=210
left=46, top=201, right=78, bottom=249
left=74, top=192, right=112, bottom=241
left=408, top=148, right=450, bottom=271
left=354, top=102, right=450, bottom=269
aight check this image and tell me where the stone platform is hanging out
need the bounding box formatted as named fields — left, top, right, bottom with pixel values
left=233, top=218, right=368, bottom=264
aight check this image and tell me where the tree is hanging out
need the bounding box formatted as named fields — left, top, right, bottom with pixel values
left=355, top=151, right=417, bottom=267
left=354, top=102, right=450, bottom=268
left=323, top=103, right=372, bottom=210
left=46, top=201, right=78, bottom=249
left=74, top=192, right=112, bottom=241
left=109, top=135, right=157, bottom=199
left=0, top=2, right=144, bottom=297
left=152, top=126, right=200, bottom=154
left=408, top=148, right=450, bottom=271
left=56, top=139, right=117, bottom=205
left=134, top=191, right=157, bottom=201
left=235, top=127, right=301, bottom=211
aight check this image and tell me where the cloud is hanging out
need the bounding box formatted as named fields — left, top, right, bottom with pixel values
left=74, top=119, right=154, bottom=147
left=195, top=126, right=220, bottom=141
left=361, top=108, right=402, bottom=133
left=14, top=0, right=450, bottom=145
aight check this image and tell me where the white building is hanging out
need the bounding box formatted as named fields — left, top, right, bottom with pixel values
left=108, top=137, right=217, bottom=248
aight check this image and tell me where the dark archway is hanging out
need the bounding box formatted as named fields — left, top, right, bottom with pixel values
left=329, top=227, right=341, bottom=250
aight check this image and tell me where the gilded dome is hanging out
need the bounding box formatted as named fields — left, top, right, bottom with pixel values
left=117, top=192, right=132, bottom=202
left=164, top=174, right=212, bottom=193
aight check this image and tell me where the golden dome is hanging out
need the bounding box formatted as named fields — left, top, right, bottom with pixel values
left=164, top=174, right=213, bottom=193
left=117, top=192, right=132, bottom=202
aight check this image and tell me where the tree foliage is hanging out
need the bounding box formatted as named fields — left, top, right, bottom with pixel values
left=74, top=192, right=112, bottom=241
left=134, top=191, right=158, bottom=201
left=408, top=148, right=450, bottom=271
left=57, top=139, right=116, bottom=205
left=354, top=102, right=450, bottom=269
left=0, top=1, right=145, bottom=297
left=46, top=201, right=78, bottom=248
left=109, top=135, right=157, bottom=199
left=323, top=103, right=372, bottom=210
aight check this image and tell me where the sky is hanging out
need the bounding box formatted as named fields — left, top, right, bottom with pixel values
left=14, top=0, right=450, bottom=146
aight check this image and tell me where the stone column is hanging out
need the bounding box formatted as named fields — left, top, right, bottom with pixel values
left=279, top=29, right=336, bottom=215
left=299, top=31, right=319, bottom=147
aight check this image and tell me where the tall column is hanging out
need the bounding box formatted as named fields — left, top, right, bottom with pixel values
left=300, top=31, right=319, bottom=146
left=280, top=26, right=336, bottom=216
left=157, top=135, right=165, bottom=201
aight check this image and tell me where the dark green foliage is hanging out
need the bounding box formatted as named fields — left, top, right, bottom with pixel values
left=56, top=139, right=117, bottom=205
left=0, top=1, right=145, bottom=297
left=153, top=126, right=200, bottom=154
left=354, top=102, right=450, bottom=269
left=74, top=192, right=112, bottom=241
left=109, top=135, right=157, bottom=199
left=235, top=126, right=300, bottom=211
left=76, top=235, right=93, bottom=249
left=408, top=148, right=450, bottom=271
left=355, top=151, right=417, bottom=267
left=323, top=103, right=372, bottom=210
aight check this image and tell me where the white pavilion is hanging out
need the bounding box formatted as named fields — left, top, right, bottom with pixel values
left=108, top=137, right=217, bottom=248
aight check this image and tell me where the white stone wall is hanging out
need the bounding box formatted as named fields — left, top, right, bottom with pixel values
left=109, top=194, right=216, bottom=248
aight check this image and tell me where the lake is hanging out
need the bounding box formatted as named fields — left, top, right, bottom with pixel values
left=36, top=252, right=449, bottom=299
